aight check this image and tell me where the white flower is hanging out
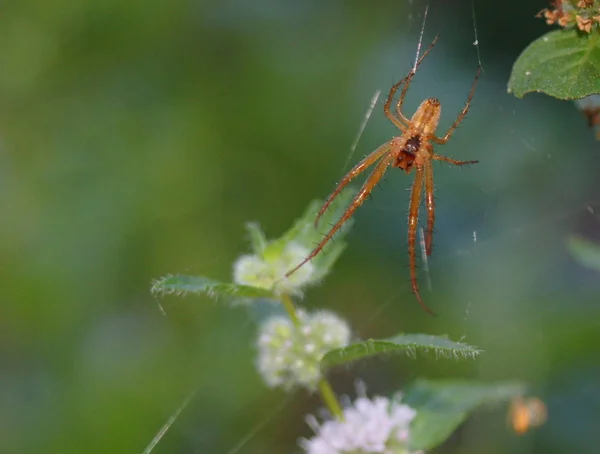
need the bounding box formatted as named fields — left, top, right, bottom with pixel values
left=301, top=395, right=424, bottom=454
left=233, top=242, right=315, bottom=297
left=256, top=310, right=351, bottom=390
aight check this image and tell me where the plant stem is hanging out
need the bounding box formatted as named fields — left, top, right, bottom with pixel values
left=280, top=293, right=300, bottom=326
left=318, top=378, right=344, bottom=420
left=281, top=293, right=344, bottom=420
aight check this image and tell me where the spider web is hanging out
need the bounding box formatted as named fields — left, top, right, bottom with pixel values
left=144, top=1, right=600, bottom=452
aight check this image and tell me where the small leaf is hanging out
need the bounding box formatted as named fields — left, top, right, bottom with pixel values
left=264, top=188, right=358, bottom=276
left=151, top=275, right=276, bottom=303
left=508, top=29, right=600, bottom=100
left=263, top=200, right=322, bottom=259
left=310, top=188, right=357, bottom=243
left=404, top=379, right=527, bottom=450
left=245, top=222, right=268, bottom=255
left=320, top=334, right=481, bottom=370
left=568, top=235, right=600, bottom=272
left=309, top=242, right=347, bottom=281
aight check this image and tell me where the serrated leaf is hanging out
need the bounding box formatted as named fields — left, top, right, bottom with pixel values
left=320, top=334, right=481, bottom=370
left=568, top=235, right=600, bottom=272
left=404, top=379, right=526, bottom=450
left=508, top=29, right=600, bottom=100
left=151, top=275, right=276, bottom=303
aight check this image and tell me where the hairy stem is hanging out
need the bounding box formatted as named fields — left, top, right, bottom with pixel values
left=280, top=293, right=300, bottom=326
left=318, top=378, right=344, bottom=420
left=280, top=293, right=344, bottom=420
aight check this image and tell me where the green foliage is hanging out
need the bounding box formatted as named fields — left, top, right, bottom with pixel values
left=404, top=379, right=527, bottom=450
left=508, top=30, right=600, bottom=99
left=568, top=235, right=600, bottom=272
left=151, top=275, right=276, bottom=302
left=320, top=334, right=481, bottom=370
left=152, top=189, right=357, bottom=304
left=261, top=187, right=356, bottom=281
left=245, top=222, right=268, bottom=255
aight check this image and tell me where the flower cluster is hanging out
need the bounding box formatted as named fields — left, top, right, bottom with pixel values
left=301, top=395, right=424, bottom=454
left=233, top=241, right=316, bottom=297
left=537, top=0, right=600, bottom=33
left=256, top=309, right=351, bottom=390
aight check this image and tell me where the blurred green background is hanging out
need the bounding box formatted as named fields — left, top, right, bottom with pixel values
left=2, top=0, right=599, bottom=453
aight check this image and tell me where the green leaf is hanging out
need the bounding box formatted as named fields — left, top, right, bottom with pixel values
left=508, top=29, right=600, bottom=100
left=310, top=188, right=357, bottom=243
left=320, top=334, right=481, bottom=370
left=404, top=379, right=527, bottom=450
left=568, top=235, right=600, bottom=272
left=264, top=187, right=357, bottom=275
left=263, top=199, right=322, bottom=259
left=309, top=241, right=347, bottom=281
left=151, top=275, right=276, bottom=303
left=245, top=222, right=268, bottom=255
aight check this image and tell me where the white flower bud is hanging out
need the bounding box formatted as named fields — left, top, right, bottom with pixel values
left=256, top=310, right=351, bottom=390
left=233, top=242, right=316, bottom=297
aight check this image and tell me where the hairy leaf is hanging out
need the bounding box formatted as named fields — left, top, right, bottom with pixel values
left=151, top=275, right=275, bottom=303
left=321, top=334, right=481, bottom=370
left=508, top=30, right=600, bottom=99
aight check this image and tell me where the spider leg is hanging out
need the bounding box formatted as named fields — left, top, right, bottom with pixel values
left=408, top=165, right=435, bottom=315
left=424, top=160, right=435, bottom=256
left=432, top=65, right=481, bottom=145
left=315, top=140, right=393, bottom=227
left=286, top=154, right=395, bottom=278
left=384, top=35, right=440, bottom=128
left=432, top=155, right=478, bottom=166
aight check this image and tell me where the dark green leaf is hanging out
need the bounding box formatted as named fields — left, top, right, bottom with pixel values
left=508, top=30, right=600, bottom=99
left=320, top=334, right=481, bottom=370
left=404, top=379, right=526, bottom=450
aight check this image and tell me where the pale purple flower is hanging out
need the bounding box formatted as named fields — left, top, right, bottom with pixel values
left=302, top=395, right=424, bottom=454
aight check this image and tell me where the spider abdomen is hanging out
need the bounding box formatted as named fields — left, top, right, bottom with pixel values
left=404, top=135, right=421, bottom=154
left=394, top=135, right=420, bottom=171
left=411, top=98, right=441, bottom=136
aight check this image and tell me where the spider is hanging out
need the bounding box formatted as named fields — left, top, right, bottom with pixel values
left=286, top=36, right=480, bottom=314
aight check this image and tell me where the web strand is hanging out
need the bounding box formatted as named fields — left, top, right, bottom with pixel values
left=342, top=89, right=381, bottom=174
left=413, top=3, right=429, bottom=73
left=141, top=389, right=197, bottom=454
left=470, top=0, right=483, bottom=69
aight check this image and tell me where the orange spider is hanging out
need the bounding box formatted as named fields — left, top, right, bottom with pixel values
left=286, top=36, right=480, bottom=314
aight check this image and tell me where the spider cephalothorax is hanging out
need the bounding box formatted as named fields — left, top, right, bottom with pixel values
left=286, top=36, right=480, bottom=314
